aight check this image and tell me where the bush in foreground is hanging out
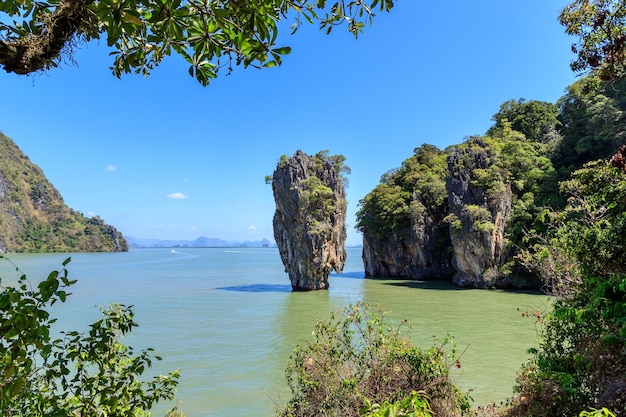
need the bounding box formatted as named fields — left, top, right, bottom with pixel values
left=505, top=161, right=626, bottom=417
left=278, top=302, right=470, bottom=417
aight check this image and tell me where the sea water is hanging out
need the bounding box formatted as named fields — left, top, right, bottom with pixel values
left=0, top=248, right=549, bottom=416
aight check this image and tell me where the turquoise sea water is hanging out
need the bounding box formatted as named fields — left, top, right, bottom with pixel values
left=0, top=248, right=550, bottom=416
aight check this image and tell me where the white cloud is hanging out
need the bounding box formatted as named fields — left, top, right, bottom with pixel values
left=248, top=225, right=257, bottom=232
left=104, top=164, right=117, bottom=172
left=166, top=192, right=189, bottom=199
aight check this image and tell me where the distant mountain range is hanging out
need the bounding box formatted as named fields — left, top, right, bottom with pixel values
left=125, top=236, right=276, bottom=248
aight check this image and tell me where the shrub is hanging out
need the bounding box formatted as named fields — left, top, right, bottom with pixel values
left=278, top=303, right=470, bottom=417
left=508, top=161, right=626, bottom=416
left=363, top=390, right=433, bottom=417
left=0, top=257, right=180, bottom=417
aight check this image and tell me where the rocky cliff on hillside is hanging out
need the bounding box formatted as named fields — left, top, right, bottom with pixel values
left=361, top=212, right=454, bottom=280
left=357, top=135, right=545, bottom=289
left=271, top=150, right=347, bottom=290
left=358, top=145, right=454, bottom=280
left=0, top=131, right=128, bottom=253
left=357, top=86, right=626, bottom=289
left=445, top=138, right=512, bottom=287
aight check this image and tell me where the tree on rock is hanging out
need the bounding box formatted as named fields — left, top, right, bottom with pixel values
left=270, top=150, right=348, bottom=291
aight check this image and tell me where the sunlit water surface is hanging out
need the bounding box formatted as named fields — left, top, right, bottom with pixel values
left=0, top=248, right=549, bottom=416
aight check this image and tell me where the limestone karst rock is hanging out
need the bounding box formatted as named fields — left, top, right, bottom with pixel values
left=358, top=145, right=454, bottom=281
left=361, top=213, right=454, bottom=280
left=445, top=138, right=512, bottom=287
left=360, top=192, right=454, bottom=280
left=357, top=140, right=525, bottom=289
left=271, top=150, right=347, bottom=290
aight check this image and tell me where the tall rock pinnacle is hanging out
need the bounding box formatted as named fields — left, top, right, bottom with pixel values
left=271, top=150, right=347, bottom=290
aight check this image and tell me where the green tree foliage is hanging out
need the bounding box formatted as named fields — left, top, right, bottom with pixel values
left=580, top=408, right=617, bottom=417
left=559, top=0, right=626, bottom=80
left=511, top=161, right=626, bottom=416
left=448, top=131, right=554, bottom=279
left=363, top=390, right=433, bottom=417
left=487, top=99, right=564, bottom=209
left=0, top=0, right=394, bottom=85
left=278, top=303, right=470, bottom=417
left=0, top=258, right=180, bottom=416
left=302, top=151, right=349, bottom=220
left=317, top=150, right=352, bottom=188
left=489, top=123, right=556, bottom=249
left=484, top=106, right=557, bottom=196
left=300, top=175, right=336, bottom=225
left=356, top=182, right=413, bottom=239
left=554, top=76, right=626, bottom=173
left=356, top=144, right=448, bottom=240
left=489, top=99, right=562, bottom=146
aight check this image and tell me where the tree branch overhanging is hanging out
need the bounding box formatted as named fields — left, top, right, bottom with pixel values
left=0, top=0, right=93, bottom=75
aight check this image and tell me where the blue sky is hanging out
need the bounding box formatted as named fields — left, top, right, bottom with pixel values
left=1, top=1, right=578, bottom=246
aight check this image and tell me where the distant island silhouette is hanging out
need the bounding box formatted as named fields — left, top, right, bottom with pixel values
left=125, top=236, right=276, bottom=248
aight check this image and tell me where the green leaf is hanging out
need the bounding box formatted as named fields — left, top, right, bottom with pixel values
left=121, top=12, right=143, bottom=26
left=47, top=270, right=59, bottom=281
left=272, top=46, right=291, bottom=55
left=10, top=377, right=25, bottom=397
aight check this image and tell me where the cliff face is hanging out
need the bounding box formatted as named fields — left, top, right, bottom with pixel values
left=445, top=139, right=512, bottom=287
left=358, top=145, right=454, bottom=281
left=0, top=131, right=128, bottom=253
left=362, top=197, right=453, bottom=280
left=357, top=139, right=538, bottom=289
left=271, top=150, right=347, bottom=290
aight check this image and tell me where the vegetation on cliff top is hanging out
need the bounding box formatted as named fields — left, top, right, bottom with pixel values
left=0, top=132, right=128, bottom=253
left=356, top=74, right=626, bottom=287
left=356, top=144, right=448, bottom=241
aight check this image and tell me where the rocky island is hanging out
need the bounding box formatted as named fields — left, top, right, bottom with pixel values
left=270, top=150, right=348, bottom=290
left=357, top=83, right=626, bottom=289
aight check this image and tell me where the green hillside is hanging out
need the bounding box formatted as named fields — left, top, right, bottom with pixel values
left=0, top=132, right=127, bottom=252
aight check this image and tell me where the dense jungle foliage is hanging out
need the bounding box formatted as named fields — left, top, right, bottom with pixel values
left=507, top=160, right=626, bottom=416
left=356, top=144, right=449, bottom=242
left=0, top=132, right=128, bottom=253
